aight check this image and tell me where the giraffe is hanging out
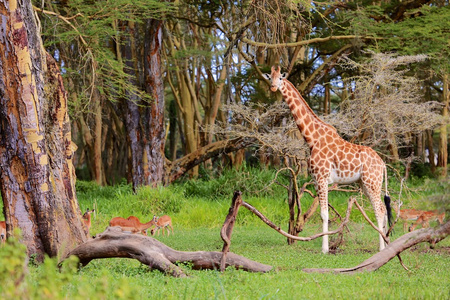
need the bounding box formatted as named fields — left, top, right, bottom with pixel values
left=263, top=65, right=392, bottom=253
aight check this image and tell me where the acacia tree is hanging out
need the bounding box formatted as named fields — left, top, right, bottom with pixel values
left=36, top=1, right=172, bottom=188
left=0, top=0, right=86, bottom=260
left=327, top=52, right=445, bottom=162
left=345, top=3, right=450, bottom=176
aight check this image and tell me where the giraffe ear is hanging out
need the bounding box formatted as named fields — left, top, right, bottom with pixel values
left=281, top=72, right=288, bottom=79
left=262, top=73, right=271, bottom=80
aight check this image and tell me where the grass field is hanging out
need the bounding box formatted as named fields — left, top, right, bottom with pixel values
left=1, top=168, right=449, bottom=299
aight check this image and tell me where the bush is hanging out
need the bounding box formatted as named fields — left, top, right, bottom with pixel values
left=134, top=185, right=185, bottom=215
left=181, top=166, right=288, bottom=200
left=0, top=230, right=135, bottom=299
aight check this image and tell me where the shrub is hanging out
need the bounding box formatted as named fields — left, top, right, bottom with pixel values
left=181, top=166, right=288, bottom=200
left=0, top=230, right=135, bottom=299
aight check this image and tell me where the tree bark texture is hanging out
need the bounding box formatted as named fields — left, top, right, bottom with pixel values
left=303, top=221, right=450, bottom=274
left=0, top=0, right=86, bottom=260
left=143, top=19, right=166, bottom=187
left=122, top=19, right=166, bottom=190
left=437, top=73, right=448, bottom=177
left=120, top=21, right=145, bottom=190
left=65, top=227, right=272, bottom=277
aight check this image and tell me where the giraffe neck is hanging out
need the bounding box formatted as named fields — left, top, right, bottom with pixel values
left=280, top=80, right=338, bottom=148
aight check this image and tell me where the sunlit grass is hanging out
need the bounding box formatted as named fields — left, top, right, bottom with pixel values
left=1, top=168, right=449, bottom=299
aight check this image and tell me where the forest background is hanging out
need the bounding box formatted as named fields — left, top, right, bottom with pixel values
left=34, top=0, right=450, bottom=187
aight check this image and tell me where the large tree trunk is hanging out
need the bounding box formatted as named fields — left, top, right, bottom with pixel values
left=0, top=0, right=86, bottom=260
left=120, top=20, right=146, bottom=190
left=64, top=227, right=272, bottom=277
left=144, top=19, right=166, bottom=187
left=120, top=19, right=166, bottom=190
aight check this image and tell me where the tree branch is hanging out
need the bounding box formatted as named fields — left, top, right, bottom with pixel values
left=63, top=227, right=272, bottom=277
left=242, top=35, right=382, bottom=49
left=303, top=221, right=450, bottom=274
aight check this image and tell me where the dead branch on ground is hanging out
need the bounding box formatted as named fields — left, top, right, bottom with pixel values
left=220, top=191, right=357, bottom=269
left=303, top=221, right=450, bottom=274
left=63, top=226, right=272, bottom=277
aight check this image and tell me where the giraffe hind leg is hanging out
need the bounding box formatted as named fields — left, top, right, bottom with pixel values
left=363, top=185, right=387, bottom=251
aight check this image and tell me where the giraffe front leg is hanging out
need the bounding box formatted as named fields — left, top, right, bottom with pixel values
left=317, top=180, right=329, bottom=254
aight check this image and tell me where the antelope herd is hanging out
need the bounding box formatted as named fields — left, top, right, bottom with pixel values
left=0, top=200, right=446, bottom=245
left=393, top=201, right=446, bottom=232
left=108, top=214, right=173, bottom=236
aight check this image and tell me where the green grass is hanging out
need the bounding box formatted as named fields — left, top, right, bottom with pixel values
left=1, top=167, right=449, bottom=299
left=16, top=225, right=447, bottom=300
left=29, top=226, right=450, bottom=299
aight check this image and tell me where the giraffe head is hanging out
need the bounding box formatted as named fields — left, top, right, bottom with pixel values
left=263, top=65, right=287, bottom=92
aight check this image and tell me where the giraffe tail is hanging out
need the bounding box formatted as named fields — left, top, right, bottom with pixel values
left=383, top=165, right=393, bottom=232
left=384, top=195, right=393, bottom=229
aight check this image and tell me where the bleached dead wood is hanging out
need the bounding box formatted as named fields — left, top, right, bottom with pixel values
left=63, top=226, right=272, bottom=277
left=303, top=220, right=450, bottom=274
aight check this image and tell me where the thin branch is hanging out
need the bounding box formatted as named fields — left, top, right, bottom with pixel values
left=239, top=196, right=356, bottom=242
left=241, top=35, right=382, bottom=49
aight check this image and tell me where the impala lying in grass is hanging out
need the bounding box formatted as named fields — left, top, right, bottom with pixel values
left=393, top=201, right=446, bottom=232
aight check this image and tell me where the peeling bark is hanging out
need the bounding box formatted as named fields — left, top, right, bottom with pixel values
left=144, top=19, right=165, bottom=187
left=64, top=227, right=272, bottom=277
left=121, top=19, right=166, bottom=190
left=0, top=0, right=86, bottom=260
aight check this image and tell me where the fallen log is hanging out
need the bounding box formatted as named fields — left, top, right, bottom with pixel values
left=303, top=220, right=450, bottom=274
left=63, top=226, right=272, bottom=277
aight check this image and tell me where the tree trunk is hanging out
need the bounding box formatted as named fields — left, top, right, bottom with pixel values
left=323, top=82, right=330, bottom=115
left=0, top=0, right=86, bottom=260
left=426, top=130, right=436, bottom=173
left=143, top=19, right=166, bottom=187
left=121, top=20, right=166, bottom=190
left=437, top=73, right=448, bottom=177
left=287, top=176, right=300, bottom=245
left=91, top=86, right=105, bottom=185
left=64, top=227, right=272, bottom=277
left=120, top=21, right=146, bottom=190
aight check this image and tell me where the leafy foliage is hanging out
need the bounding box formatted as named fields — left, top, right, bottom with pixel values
left=182, top=166, right=289, bottom=200
left=345, top=4, right=450, bottom=73
left=0, top=230, right=134, bottom=299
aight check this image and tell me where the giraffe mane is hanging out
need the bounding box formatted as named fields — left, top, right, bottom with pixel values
left=283, top=80, right=337, bottom=133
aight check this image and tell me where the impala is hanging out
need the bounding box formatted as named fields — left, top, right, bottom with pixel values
left=0, top=221, right=5, bottom=244
left=392, top=202, right=427, bottom=232
left=151, top=215, right=173, bottom=236
left=109, top=215, right=157, bottom=235
left=82, top=208, right=95, bottom=234
left=409, top=210, right=445, bottom=231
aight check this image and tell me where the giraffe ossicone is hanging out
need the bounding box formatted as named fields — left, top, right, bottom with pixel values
left=265, top=65, right=392, bottom=254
